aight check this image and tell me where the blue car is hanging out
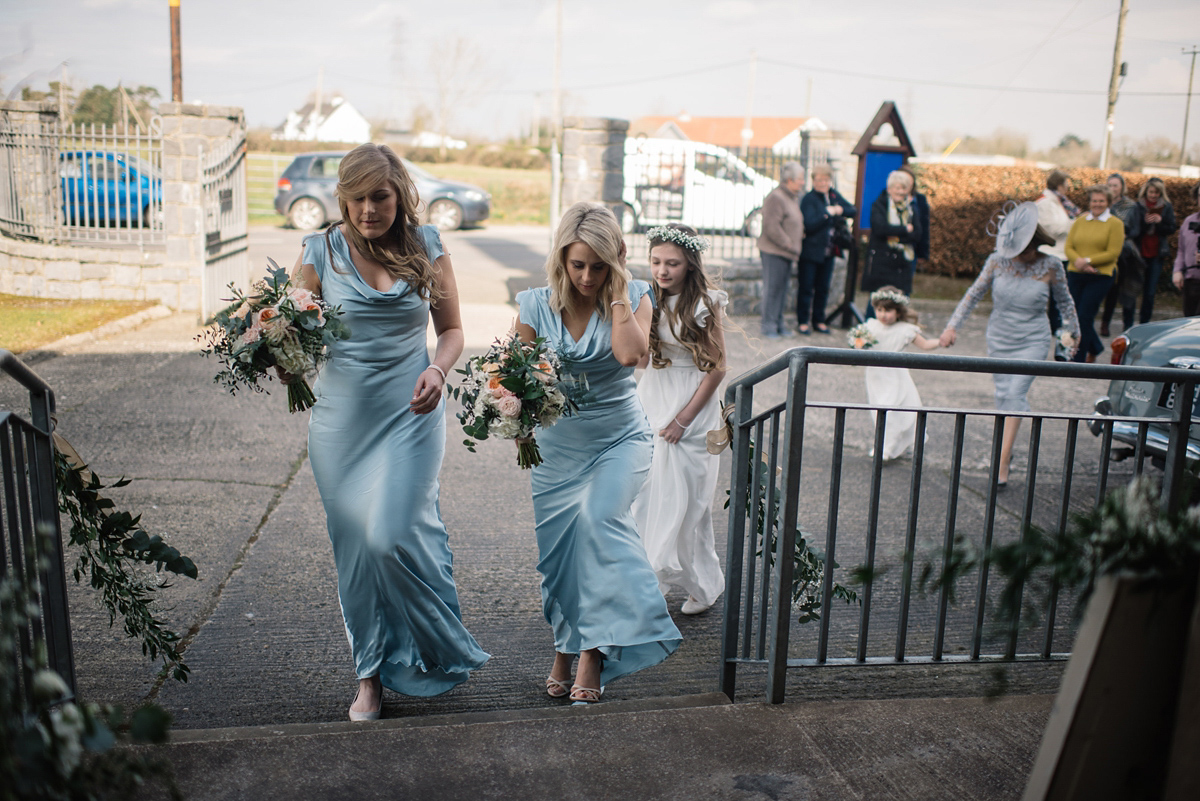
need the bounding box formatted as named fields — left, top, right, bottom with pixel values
left=273, top=151, right=491, bottom=231
left=59, top=151, right=162, bottom=228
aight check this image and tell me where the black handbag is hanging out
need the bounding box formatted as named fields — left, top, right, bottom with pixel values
left=861, top=246, right=910, bottom=293
left=829, top=218, right=852, bottom=253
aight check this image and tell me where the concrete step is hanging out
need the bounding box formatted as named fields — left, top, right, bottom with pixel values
left=140, top=692, right=1053, bottom=800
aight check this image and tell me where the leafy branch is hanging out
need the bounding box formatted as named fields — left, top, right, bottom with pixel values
left=54, top=448, right=197, bottom=683
left=728, top=442, right=859, bottom=623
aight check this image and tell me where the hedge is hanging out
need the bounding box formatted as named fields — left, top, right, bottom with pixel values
left=911, top=165, right=1198, bottom=278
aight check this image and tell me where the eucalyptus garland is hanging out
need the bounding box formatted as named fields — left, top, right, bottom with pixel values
left=54, top=449, right=197, bottom=683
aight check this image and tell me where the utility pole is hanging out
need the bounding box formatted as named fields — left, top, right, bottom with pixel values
left=1182, top=46, right=1198, bottom=167
left=549, top=0, right=563, bottom=235
left=740, top=51, right=757, bottom=158
left=1098, top=0, right=1128, bottom=170
left=169, top=0, right=182, bottom=102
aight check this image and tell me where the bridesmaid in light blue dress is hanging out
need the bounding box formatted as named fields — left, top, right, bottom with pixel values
left=515, top=202, right=681, bottom=704
left=292, top=145, right=488, bottom=721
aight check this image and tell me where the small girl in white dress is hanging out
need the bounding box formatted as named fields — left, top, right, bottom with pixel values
left=632, top=224, right=728, bottom=616
left=859, top=286, right=942, bottom=460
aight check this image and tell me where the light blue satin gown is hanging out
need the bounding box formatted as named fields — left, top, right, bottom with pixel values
left=305, top=225, right=489, bottom=696
left=517, top=281, right=682, bottom=685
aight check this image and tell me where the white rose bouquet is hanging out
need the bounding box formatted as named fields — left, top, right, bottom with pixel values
left=449, top=332, right=587, bottom=469
left=848, top=323, right=877, bottom=350
left=198, top=259, right=350, bottom=412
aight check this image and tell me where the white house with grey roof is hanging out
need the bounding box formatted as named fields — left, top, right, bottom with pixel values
left=273, top=95, right=371, bottom=143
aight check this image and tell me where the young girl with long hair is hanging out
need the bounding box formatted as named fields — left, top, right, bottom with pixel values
left=631, top=224, right=728, bottom=615
left=514, top=202, right=681, bottom=704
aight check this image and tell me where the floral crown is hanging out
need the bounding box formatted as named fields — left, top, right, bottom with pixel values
left=646, top=226, right=709, bottom=254
left=870, top=288, right=909, bottom=307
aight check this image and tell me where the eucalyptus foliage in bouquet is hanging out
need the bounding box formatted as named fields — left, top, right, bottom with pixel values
left=198, top=259, right=350, bottom=413
left=449, top=332, right=586, bottom=469
left=847, top=323, right=877, bottom=350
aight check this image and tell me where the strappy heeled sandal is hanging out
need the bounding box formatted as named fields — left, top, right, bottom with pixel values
left=545, top=675, right=572, bottom=698
left=568, top=685, right=603, bottom=704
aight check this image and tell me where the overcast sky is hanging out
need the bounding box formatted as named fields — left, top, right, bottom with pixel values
left=3, top=0, right=1198, bottom=152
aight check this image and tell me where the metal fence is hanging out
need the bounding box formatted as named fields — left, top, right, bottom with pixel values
left=718, top=347, right=1196, bottom=703
left=0, top=110, right=164, bottom=246
left=200, top=133, right=250, bottom=319
left=1, top=350, right=75, bottom=706
left=623, top=131, right=851, bottom=265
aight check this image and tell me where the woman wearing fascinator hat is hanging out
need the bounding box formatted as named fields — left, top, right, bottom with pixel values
left=939, top=202, right=1080, bottom=488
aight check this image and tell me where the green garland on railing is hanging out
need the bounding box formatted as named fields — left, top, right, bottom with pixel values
left=728, top=442, right=859, bottom=623
left=54, top=449, right=197, bottom=683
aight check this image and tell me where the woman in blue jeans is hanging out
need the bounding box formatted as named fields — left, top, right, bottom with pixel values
left=1065, top=185, right=1124, bottom=362
left=1135, top=177, right=1177, bottom=325
left=797, top=164, right=856, bottom=334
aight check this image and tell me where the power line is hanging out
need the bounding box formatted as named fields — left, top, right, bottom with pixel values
left=759, top=57, right=1195, bottom=97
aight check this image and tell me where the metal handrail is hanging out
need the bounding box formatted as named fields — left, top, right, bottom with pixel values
left=719, top=346, right=1195, bottom=703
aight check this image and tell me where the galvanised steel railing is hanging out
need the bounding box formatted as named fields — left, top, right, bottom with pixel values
left=1, top=350, right=75, bottom=705
left=719, top=347, right=1195, bottom=703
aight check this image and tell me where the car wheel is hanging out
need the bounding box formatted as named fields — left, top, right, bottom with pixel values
left=428, top=199, right=463, bottom=231
left=619, top=203, right=638, bottom=234
left=743, top=208, right=763, bottom=239
left=289, top=197, right=326, bottom=231
left=142, top=203, right=163, bottom=229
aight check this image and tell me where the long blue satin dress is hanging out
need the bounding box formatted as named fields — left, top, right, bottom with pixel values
left=304, top=224, right=489, bottom=696
left=516, top=281, right=682, bottom=685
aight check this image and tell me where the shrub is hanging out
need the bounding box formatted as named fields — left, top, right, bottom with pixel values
left=913, top=165, right=1198, bottom=278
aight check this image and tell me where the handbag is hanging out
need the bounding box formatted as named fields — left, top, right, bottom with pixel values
left=706, top=403, right=737, bottom=454
left=829, top=218, right=852, bottom=254
left=861, top=246, right=909, bottom=293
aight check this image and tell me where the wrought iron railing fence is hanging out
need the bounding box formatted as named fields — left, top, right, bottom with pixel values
left=719, top=347, right=1196, bottom=703
left=1, top=350, right=75, bottom=706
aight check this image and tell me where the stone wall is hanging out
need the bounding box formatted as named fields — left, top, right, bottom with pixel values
left=561, top=117, right=627, bottom=222
left=0, top=101, right=246, bottom=317
left=158, top=102, right=246, bottom=316
left=0, top=236, right=168, bottom=302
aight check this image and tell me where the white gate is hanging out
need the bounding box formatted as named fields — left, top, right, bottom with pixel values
left=201, top=133, right=249, bottom=319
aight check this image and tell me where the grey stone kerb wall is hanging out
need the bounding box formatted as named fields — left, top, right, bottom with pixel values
left=0, top=102, right=245, bottom=317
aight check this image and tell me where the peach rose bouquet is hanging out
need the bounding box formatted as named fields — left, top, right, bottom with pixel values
left=449, top=331, right=587, bottom=468
left=198, top=259, right=349, bottom=412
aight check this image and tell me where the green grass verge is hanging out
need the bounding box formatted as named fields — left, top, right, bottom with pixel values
left=417, top=164, right=550, bottom=226
left=0, top=294, right=157, bottom=354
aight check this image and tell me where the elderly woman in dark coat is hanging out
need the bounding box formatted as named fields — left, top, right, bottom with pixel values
left=796, top=164, right=856, bottom=334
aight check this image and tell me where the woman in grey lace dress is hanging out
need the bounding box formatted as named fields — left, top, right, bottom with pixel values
left=939, top=202, right=1080, bottom=488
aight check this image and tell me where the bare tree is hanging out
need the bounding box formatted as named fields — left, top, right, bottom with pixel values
left=426, top=37, right=495, bottom=157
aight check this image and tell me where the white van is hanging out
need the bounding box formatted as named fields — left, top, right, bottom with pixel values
left=621, top=137, right=777, bottom=237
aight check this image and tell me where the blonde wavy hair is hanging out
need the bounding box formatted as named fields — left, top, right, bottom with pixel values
left=333, top=144, right=442, bottom=303
left=546, top=202, right=629, bottom=321
left=647, top=224, right=723, bottom=372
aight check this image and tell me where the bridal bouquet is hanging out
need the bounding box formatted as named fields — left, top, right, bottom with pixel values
left=449, top=332, right=586, bottom=469
left=847, top=323, right=877, bottom=350
left=198, top=259, right=350, bottom=412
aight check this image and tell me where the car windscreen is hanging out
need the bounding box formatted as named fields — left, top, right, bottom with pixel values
left=309, top=157, right=343, bottom=178
left=122, top=155, right=163, bottom=179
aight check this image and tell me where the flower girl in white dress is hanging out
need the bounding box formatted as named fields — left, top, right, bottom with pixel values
left=632, top=224, right=728, bottom=615
left=859, top=287, right=942, bottom=460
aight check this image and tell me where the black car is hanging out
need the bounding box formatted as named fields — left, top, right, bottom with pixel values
left=273, top=151, right=490, bottom=231
left=1090, top=317, right=1200, bottom=463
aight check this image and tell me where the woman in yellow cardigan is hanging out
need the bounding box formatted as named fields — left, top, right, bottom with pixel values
left=1065, top=185, right=1125, bottom=362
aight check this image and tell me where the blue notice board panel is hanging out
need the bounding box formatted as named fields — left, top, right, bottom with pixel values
left=858, top=151, right=906, bottom=230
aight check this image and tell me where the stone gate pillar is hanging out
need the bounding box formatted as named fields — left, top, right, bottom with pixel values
left=158, top=102, right=245, bottom=318
left=560, top=117, right=627, bottom=224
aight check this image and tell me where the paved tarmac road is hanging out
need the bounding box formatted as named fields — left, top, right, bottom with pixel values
left=2, top=223, right=1140, bottom=729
